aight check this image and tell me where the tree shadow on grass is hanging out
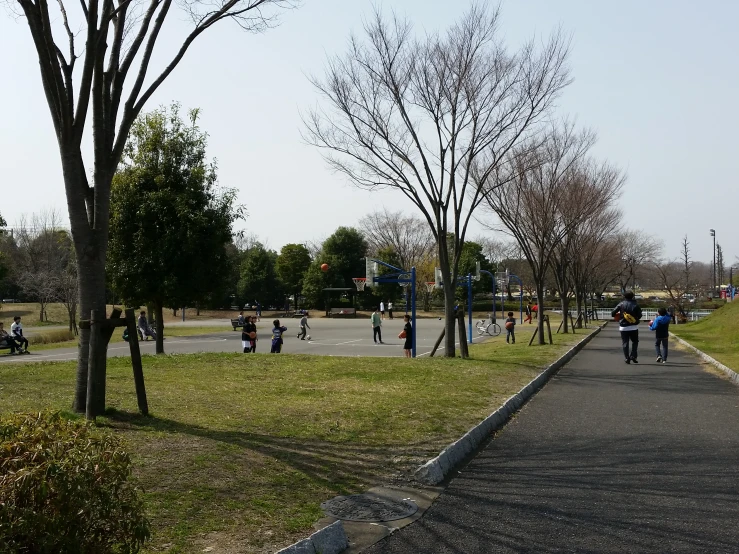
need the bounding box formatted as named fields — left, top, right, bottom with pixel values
left=102, top=408, right=433, bottom=492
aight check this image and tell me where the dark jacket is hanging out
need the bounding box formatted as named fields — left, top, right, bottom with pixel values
left=611, top=299, right=642, bottom=329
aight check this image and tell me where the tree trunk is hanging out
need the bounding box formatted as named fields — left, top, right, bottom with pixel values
left=155, top=301, right=165, bottom=354
left=438, top=237, right=456, bottom=357
left=72, top=253, right=107, bottom=413
left=172, top=308, right=178, bottom=316
left=536, top=282, right=546, bottom=345
left=560, top=296, right=571, bottom=333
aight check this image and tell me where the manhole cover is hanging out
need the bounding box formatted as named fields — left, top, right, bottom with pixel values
left=321, top=493, right=418, bottom=522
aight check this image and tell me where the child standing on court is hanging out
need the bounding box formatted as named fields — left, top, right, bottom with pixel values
left=270, top=319, right=288, bottom=353
left=649, top=307, right=671, bottom=363
left=399, top=314, right=413, bottom=358
left=505, top=311, right=516, bottom=344
left=242, top=316, right=257, bottom=353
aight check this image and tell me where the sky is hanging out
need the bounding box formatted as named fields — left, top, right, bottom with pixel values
left=1, top=0, right=737, bottom=265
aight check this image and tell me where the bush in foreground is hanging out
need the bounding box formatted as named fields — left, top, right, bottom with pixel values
left=0, top=412, right=150, bottom=553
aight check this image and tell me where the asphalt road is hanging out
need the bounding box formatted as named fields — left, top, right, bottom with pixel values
left=364, top=325, right=739, bottom=553
left=1, top=316, right=488, bottom=363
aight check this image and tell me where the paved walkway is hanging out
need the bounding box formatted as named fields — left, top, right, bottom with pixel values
left=364, top=325, right=739, bottom=553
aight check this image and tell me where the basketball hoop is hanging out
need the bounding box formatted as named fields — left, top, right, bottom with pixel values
left=399, top=282, right=411, bottom=289
left=353, top=277, right=367, bottom=292
left=425, top=282, right=436, bottom=293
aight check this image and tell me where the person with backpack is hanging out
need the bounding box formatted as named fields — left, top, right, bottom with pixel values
left=649, top=307, right=671, bottom=363
left=611, top=291, right=643, bottom=364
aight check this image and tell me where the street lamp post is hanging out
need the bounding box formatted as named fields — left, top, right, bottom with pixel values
left=710, top=229, right=716, bottom=297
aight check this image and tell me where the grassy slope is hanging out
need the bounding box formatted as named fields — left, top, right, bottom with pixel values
left=0, top=327, right=587, bottom=553
left=671, top=301, right=739, bottom=370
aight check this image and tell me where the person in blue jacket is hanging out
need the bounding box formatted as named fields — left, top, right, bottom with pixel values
left=649, top=307, right=671, bottom=363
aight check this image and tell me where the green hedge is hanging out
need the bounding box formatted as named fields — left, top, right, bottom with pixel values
left=0, top=412, right=150, bottom=553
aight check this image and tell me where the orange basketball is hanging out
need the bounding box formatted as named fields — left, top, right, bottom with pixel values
left=249, top=331, right=256, bottom=339
left=398, top=330, right=407, bottom=339
left=321, top=263, right=329, bottom=272
left=505, top=321, right=515, bottom=330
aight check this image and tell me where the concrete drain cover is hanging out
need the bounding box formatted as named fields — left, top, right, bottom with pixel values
left=321, top=493, right=418, bottom=522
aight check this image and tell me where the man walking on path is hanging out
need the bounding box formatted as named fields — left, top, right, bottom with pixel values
left=611, top=290, right=642, bottom=364
left=371, top=307, right=383, bottom=344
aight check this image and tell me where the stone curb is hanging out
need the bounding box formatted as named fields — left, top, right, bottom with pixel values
left=670, top=332, right=739, bottom=386
left=414, top=324, right=604, bottom=485
left=275, top=520, right=348, bottom=554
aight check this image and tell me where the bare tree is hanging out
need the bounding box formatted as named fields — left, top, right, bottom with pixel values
left=474, top=236, right=514, bottom=272
left=360, top=209, right=436, bottom=305
left=360, top=209, right=435, bottom=270
left=481, top=124, right=609, bottom=344
left=614, top=231, right=662, bottom=293
left=585, top=237, right=623, bottom=309
left=305, top=5, right=571, bottom=356
left=681, top=235, right=692, bottom=293
left=10, top=0, right=294, bottom=414
left=57, top=266, right=79, bottom=334
left=14, top=210, right=72, bottom=322
left=568, top=208, right=621, bottom=322
left=550, top=159, right=624, bottom=332
left=654, top=260, right=690, bottom=321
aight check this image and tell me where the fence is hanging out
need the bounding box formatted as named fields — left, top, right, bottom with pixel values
left=591, top=308, right=714, bottom=322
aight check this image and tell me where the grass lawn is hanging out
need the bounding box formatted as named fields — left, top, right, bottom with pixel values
left=671, top=301, right=739, bottom=371
left=0, top=324, right=588, bottom=553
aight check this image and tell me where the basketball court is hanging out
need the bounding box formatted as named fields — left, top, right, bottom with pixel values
left=0, top=316, right=489, bottom=364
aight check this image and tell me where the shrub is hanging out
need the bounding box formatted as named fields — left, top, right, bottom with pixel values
left=0, top=412, right=150, bottom=553
left=29, top=329, right=76, bottom=345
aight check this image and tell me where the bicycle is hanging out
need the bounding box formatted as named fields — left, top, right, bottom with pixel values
left=476, top=314, right=501, bottom=337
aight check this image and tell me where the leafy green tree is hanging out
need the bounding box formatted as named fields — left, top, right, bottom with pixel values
left=275, top=244, right=312, bottom=309
left=302, top=227, right=368, bottom=309
left=108, top=105, right=242, bottom=353
left=238, top=243, right=282, bottom=308
left=321, top=227, right=368, bottom=286
left=457, top=241, right=492, bottom=298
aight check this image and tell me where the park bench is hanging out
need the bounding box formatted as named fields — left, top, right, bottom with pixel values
left=329, top=307, right=357, bottom=318
left=230, top=318, right=244, bottom=330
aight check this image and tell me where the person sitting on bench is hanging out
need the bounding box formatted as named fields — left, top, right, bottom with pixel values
left=0, top=322, right=21, bottom=354
left=10, top=316, right=29, bottom=353
left=137, top=310, right=157, bottom=341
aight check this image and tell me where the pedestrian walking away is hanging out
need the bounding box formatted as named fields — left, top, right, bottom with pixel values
left=371, top=307, right=383, bottom=344
left=611, top=290, right=642, bottom=364
left=399, top=314, right=412, bottom=357
left=270, top=319, right=287, bottom=353
left=297, top=314, right=310, bottom=340
left=649, top=306, right=671, bottom=363
left=505, top=311, right=516, bottom=343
